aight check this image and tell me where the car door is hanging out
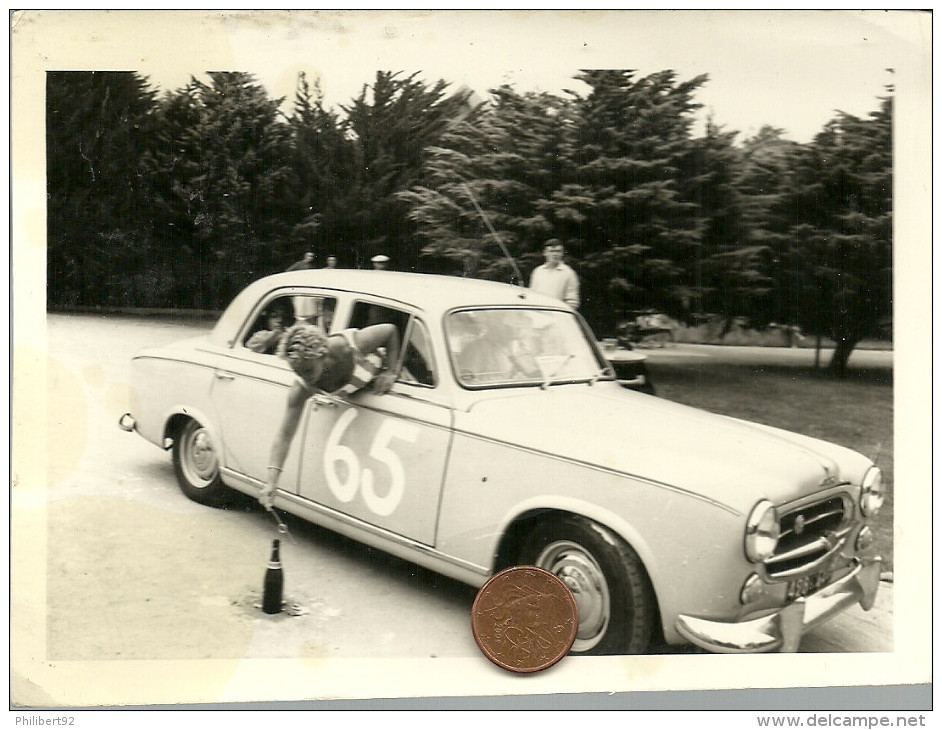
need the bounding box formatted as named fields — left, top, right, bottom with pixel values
left=297, top=310, right=452, bottom=546
left=210, top=291, right=337, bottom=494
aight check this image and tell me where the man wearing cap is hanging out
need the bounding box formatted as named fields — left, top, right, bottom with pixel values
left=371, top=254, right=390, bottom=270
left=323, top=255, right=338, bottom=269
left=528, top=239, right=580, bottom=309
left=286, top=252, right=314, bottom=271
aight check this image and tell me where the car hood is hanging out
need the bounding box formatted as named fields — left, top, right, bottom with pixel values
left=456, top=386, right=872, bottom=515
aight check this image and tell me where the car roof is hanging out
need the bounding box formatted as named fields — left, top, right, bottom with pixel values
left=278, top=270, right=555, bottom=308
left=210, top=270, right=569, bottom=345
left=250, top=270, right=572, bottom=309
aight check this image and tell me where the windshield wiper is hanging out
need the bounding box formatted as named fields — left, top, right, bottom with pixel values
left=540, top=355, right=575, bottom=390
left=587, top=366, right=612, bottom=386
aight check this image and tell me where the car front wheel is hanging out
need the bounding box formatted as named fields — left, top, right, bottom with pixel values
left=172, top=419, right=230, bottom=506
left=519, top=515, right=656, bottom=655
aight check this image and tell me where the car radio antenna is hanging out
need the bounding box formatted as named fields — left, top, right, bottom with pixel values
left=460, top=182, right=525, bottom=287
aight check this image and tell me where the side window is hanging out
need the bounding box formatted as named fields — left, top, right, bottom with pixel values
left=348, top=302, right=435, bottom=387
left=348, top=301, right=410, bottom=336
left=400, top=319, right=436, bottom=387
left=242, top=294, right=337, bottom=355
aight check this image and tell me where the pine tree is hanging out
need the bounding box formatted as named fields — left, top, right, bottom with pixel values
left=398, top=111, right=505, bottom=278
left=46, top=71, right=158, bottom=306
left=677, top=119, right=760, bottom=329
left=736, top=126, right=806, bottom=329
left=286, top=73, right=359, bottom=266
left=146, top=82, right=203, bottom=305
left=401, top=86, right=568, bottom=282
left=339, top=71, right=473, bottom=270
left=537, top=70, right=708, bottom=333
left=793, top=95, right=893, bottom=375
left=146, top=73, right=294, bottom=307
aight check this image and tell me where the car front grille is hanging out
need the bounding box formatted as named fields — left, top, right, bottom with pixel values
left=765, top=495, right=850, bottom=579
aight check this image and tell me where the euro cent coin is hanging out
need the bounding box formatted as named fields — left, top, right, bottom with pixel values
left=471, top=566, right=579, bottom=673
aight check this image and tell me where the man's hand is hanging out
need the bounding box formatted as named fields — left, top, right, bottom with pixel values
left=372, top=371, right=396, bottom=394
left=259, top=482, right=275, bottom=510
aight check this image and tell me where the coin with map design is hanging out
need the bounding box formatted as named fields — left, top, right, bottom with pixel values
left=471, top=565, right=578, bottom=673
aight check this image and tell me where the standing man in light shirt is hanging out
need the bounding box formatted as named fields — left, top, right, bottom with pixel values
left=286, top=251, right=314, bottom=271
left=528, top=239, right=580, bottom=309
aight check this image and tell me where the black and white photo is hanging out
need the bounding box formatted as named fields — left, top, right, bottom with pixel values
left=11, top=9, right=932, bottom=713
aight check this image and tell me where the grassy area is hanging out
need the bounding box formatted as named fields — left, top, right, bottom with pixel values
left=669, top=323, right=893, bottom=351
left=651, top=362, right=894, bottom=570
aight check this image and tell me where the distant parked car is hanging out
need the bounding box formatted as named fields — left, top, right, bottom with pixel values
left=119, top=270, right=884, bottom=655
left=617, top=311, right=677, bottom=349
left=603, top=344, right=655, bottom=395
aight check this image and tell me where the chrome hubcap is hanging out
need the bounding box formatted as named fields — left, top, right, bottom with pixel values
left=536, top=540, right=611, bottom=652
left=183, top=425, right=218, bottom=487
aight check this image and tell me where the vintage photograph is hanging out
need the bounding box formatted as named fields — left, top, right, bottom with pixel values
left=11, top=9, right=931, bottom=710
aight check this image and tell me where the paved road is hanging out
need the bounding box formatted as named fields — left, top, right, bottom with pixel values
left=15, top=314, right=893, bottom=703
left=618, top=342, right=893, bottom=370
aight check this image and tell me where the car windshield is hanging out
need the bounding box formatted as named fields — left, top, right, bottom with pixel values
left=447, top=308, right=607, bottom=387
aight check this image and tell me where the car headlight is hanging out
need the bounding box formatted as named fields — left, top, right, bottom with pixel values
left=860, top=467, right=884, bottom=517
left=744, top=500, right=780, bottom=563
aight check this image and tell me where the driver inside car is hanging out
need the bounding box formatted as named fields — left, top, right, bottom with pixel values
left=454, top=311, right=540, bottom=383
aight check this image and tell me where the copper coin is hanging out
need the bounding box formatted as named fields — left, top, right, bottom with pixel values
left=471, top=566, right=579, bottom=673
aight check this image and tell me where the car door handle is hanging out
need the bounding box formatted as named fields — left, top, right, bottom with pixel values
left=312, top=393, right=342, bottom=408
left=215, top=371, right=236, bottom=381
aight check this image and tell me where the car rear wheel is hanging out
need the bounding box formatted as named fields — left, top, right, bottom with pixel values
left=519, top=515, right=656, bottom=655
left=172, top=419, right=230, bottom=506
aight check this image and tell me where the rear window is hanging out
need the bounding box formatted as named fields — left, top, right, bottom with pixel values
left=241, top=294, right=336, bottom=355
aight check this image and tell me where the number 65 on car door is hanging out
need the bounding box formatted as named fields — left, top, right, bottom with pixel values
left=298, top=393, right=451, bottom=545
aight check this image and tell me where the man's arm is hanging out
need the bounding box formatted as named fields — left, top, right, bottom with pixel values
left=564, top=269, right=580, bottom=309
left=246, top=329, right=280, bottom=353
left=354, top=324, right=401, bottom=394
left=354, top=323, right=400, bottom=365
left=261, top=383, right=307, bottom=507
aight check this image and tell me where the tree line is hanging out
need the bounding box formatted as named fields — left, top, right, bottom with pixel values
left=45, top=69, right=891, bottom=374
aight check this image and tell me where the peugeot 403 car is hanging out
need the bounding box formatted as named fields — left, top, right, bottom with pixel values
left=119, top=270, right=884, bottom=655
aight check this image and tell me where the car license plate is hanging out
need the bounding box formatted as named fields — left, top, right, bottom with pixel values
left=786, top=569, right=833, bottom=601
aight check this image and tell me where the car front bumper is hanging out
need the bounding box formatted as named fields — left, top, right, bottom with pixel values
left=674, top=557, right=883, bottom=653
